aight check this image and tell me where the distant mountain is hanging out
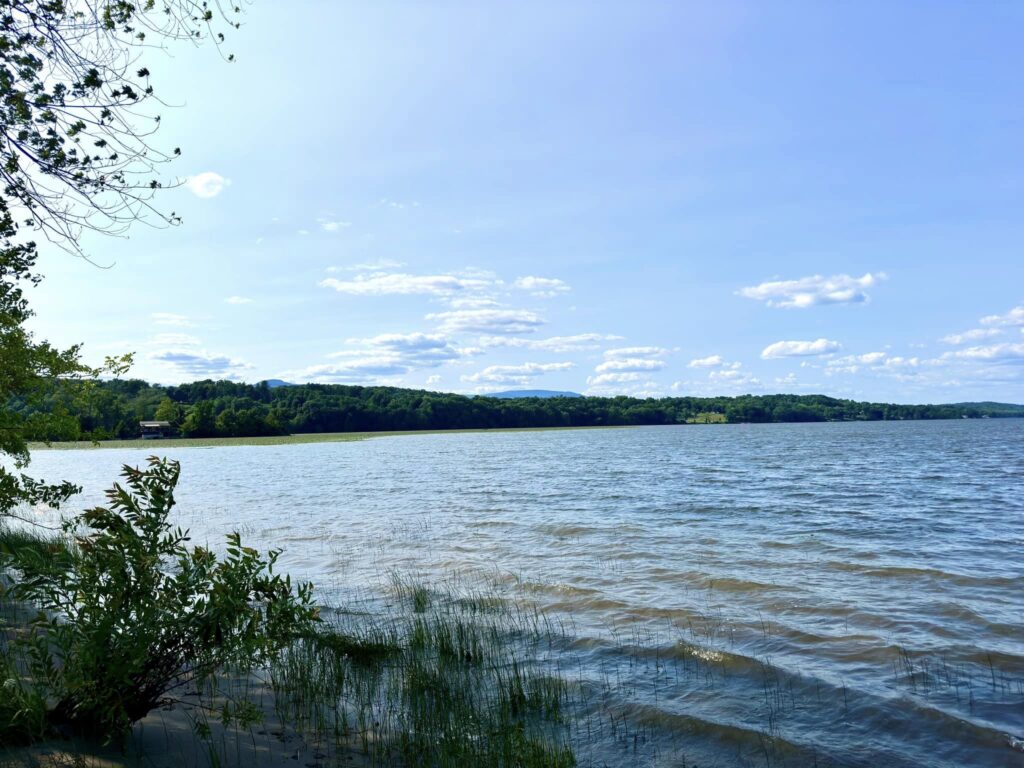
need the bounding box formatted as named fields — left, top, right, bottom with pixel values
left=261, top=379, right=294, bottom=388
left=485, top=389, right=583, bottom=399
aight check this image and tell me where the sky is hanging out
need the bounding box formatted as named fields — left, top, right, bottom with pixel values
left=27, top=1, right=1024, bottom=403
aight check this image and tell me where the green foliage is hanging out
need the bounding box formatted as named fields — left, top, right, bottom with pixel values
left=0, top=225, right=136, bottom=515
left=1, top=457, right=318, bottom=739
left=1, top=1, right=244, bottom=249
left=12, top=378, right=1023, bottom=443
left=1, top=0, right=244, bottom=518
left=153, top=396, right=184, bottom=427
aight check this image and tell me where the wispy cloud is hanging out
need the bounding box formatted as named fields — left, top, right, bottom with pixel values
left=151, top=312, right=193, bottom=327
left=462, top=361, right=574, bottom=386
left=184, top=171, right=230, bottom=198
left=478, top=333, right=623, bottom=352
left=321, top=272, right=490, bottom=297
left=603, top=346, right=669, bottom=359
left=587, top=372, right=646, bottom=386
left=333, top=332, right=471, bottom=366
left=825, top=352, right=918, bottom=375
left=326, top=259, right=406, bottom=273
left=979, top=305, right=1024, bottom=328
left=739, top=273, right=885, bottom=309
left=708, top=369, right=761, bottom=386
left=318, top=218, right=352, bottom=232
left=688, top=354, right=741, bottom=369
left=595, top=357, right=665, bottom=373
left=426, top=309, right=545, bottom=335
left=942, top=342, right=1024, bottom=363
left=514, top=276, right=571, bottom=298
left=151, top=349, right=252, bottom=378
left=584, top=346, right=668, bottom=389
left=761, top=338, right=841, bottom=358
left=290, top=332, right=476, bottom=384
left=225, top=296, right=253, bottom=305
left=941, top=327, right=1003, bottom=345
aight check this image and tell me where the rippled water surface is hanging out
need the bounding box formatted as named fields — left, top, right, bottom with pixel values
left=27, top=420, right=1024, bottom=767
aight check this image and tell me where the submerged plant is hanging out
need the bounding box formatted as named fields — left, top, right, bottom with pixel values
left=1, top=457, right=318, bottom=739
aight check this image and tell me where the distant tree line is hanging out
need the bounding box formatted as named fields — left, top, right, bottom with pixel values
left=12, top=380, right=1023, bottom=442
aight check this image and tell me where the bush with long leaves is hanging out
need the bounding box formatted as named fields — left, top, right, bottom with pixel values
left=2, top=456, right=318, bottom=738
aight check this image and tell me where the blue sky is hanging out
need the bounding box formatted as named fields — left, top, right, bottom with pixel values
left=29, top=1, right=1024, bottom=402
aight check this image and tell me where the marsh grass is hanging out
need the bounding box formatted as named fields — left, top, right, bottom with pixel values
left=268, top=577, right=577, bottom=767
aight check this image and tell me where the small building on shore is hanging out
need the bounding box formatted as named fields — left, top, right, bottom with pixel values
left=139, top=421, right=173, bottom=439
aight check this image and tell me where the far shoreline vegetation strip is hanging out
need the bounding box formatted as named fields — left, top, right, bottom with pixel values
left=17, top=378, right=1024, bottom=449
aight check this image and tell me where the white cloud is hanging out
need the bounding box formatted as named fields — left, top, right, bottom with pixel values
left=462, top=362, right=574, bottom=386
left=447, top=297, right=502, bottom=310
left=586, top=372, right=645, bottom=386
left=479, top=333, right=623, bottom=352
left=336, top=332, right=471, bottom=365
left=289, top=360, right=407, bottom=384
left=941, top=328, right=1003, bottom=344
left=708, top=369, right=762, bottom=387
left=151, top=312, right=193, bottom=327
left=318, top=219, right=352, bottom=232
left=289, top=332, right=477, bottom=385
left=151, top=349, right=252, bottom=378
left=942, top=342, right=1024, bottom=363
left=980, top=306, right=1024, bottom=328
left=761, top=338, right=842, bottom=358
left=514, top=276, right=571, bottom=298
left=426, top=375, right=441, bottom=386
left=881, top=356, right=921, bottom=368
left=739, top=272, right=885, bottom=309
left=320, top=272, right=490, bottom=297
left=326, top=259, right=406, bottom=273
left=585, top=373, right=665, bottom=397
left=184, top=171, right=230, bottom=198
left=688, top=354, right=724, bottom=368
left=594, top=358, right=666, bottom=374
left=335, top=333, right=470, bottom=366
left=225, top=296, right=253, bottom=305
left=688, top=354, right=741, bottom=369
left=603, top=346, right=669, bottom=359
left=427, top=309, right=545, bottom=335
left=827, top=351, right=887, bottom=368
left=583, top=346, right=669, bottom=390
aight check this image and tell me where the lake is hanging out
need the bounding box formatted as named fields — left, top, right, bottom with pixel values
left=25, top=420, right=1024, bottom=767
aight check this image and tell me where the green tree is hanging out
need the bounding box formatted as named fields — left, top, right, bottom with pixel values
left=1, top=2, right=244, bottom=517
left=180, top=399, right=217, bottom=437
left=153, top=396, right=184, bottom=426
left=1, top=458, right=317, bottom=737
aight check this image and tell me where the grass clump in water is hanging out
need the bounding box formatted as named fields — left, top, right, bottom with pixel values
left=270, top=578, right=578, bottom=767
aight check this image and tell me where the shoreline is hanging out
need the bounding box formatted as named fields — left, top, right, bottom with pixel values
left=29, top=424, right=629, bottom=451
left=27, top=417, right=1022, bottom=452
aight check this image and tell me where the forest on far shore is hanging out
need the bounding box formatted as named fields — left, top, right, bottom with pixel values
left=16, top=379, right=1024, bottom=442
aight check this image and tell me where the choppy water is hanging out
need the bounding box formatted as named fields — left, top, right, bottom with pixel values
left=25, top=420, right=1024, bottom=767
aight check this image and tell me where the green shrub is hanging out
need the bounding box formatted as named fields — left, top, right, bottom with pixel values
left=1, top=456, right=318, bottom=739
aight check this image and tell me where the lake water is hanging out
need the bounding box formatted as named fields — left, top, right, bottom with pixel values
left=25, top=420, right=1024, bottom=767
